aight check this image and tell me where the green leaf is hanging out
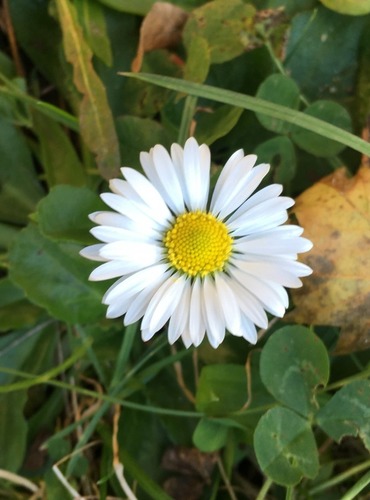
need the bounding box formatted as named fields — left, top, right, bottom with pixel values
left=36, top=185, right=105, bottom=244
left=260, top=326, right=330, bottom=417
left=0, top=322, right=51, bottom=385
left=319, top=0, right=370, bottom=15
left=316, top=380, right=370, bottom=451
left=116, top=116, right=173, bottom=168
left=121, top=72, right=370, bottom=157
left=183, top=35, right=210, bottom=84
left=254, top=407, right=319, bottom=486
left=76, top=0, right=113, bottom=66
left=195, top=105, right=243, bottom=145
left=256, top=74, right=300, bottom=134
left=291, top=100, right=352, bottom=157
left=0, top=391, right=28, bottom=472
left=196, top=364, right=247, bottom=416
left=33, top=111, right=86, bottom=187
left=254, top=136, right=296, bottom=184
left=193, top=417, right=229, bottom=452
left=0, top=278, right=44, bottom=331
left=183, top=0, right=256, bottom=64
left=285, top=7, right=368, bottom=100
left=0, top=116, right=43, bottom=224
left=55, top=0, right=121, bottom=179
left=8, top=224, right=106, bottom=324
left=9, top=0, right=80, bottom=108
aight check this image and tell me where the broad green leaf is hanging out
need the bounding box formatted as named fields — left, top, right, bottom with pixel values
left=55, top=0, right=120, bottom=179
left=291, top=100, right=352, bottom=157
left=316, top=380, right=370, bottom=451
left=0, top=116, right=43, bottom=225
left=0, top=322, right=51, bottom=385
left=184, top=36, right=210, bottom=84
left=260, top=326, right=330, bottom=417
left=0, top=391, right=28, bottom=472
left=254, top=136, right=296, bottom=184
left=254, top=407, right=319, bottom=486
left=196, top=364, right=247, bottom=416
left=195, top=105, right=243, bottom=145
left=33, top=111, right=86, bottom=187
left=76, top=0, right=113, bottom=66
left=0, top=222, right=19, bottom=250
left=116, top=116, right=173, bottom=168
left=9, top=0, right=80, bottom=108
left=8, top=224, right=106, bottom=324
left=36, top=185, right=104, bottom=244
left=320, top=0, right=370, bottom=15
left=285, top=7, right=367, bottom=100
left=256, top=74, right=300, bottom=134
left=193, top=417, right=229, bottom=452
left=0, top=278, right=44, bottom=331
left=97, top=0, right=157, bottom=15
left=183, top=0, right=256, bottom=64
left=121, top=73, right=370, bottom=157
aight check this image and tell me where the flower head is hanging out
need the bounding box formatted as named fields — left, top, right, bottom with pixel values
left=81, top=138, right=312, bottom=348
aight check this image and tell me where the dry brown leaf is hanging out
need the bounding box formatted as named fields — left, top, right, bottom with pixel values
left=289, top=164, right=370, bottom=354
left=132, top=2, right=188, bottom=72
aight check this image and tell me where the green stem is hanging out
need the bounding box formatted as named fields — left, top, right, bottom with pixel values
left=177, top=95, right=197, bottom=145
left=309, top=459, right=370, bottom=496
left=285, top=485, right=294, bottom=500
left=256, top=477, right=273, bottom=500
left=321, top=366, right=370, bottom=393
left=340, top=468, right=370, bottom=500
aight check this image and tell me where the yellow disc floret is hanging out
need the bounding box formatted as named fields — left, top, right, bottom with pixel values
left=164, top=211, right=233, bottom=277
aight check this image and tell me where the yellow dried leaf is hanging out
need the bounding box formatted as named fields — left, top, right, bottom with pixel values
left=132, top=2, right=188, bottom=73
left=290, top=164, right=370, bottom=354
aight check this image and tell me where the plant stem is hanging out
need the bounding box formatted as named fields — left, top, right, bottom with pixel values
left=340, top=468, right=370, bottom=500
left=256, top=477, right=273, bottom=500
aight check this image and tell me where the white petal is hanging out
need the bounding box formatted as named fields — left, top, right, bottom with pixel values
left=121, top=167, right=172, bottom=221
left=228, top=266, right=287, bottom=317
left=79, top=244, right=107, bottom=262
left=183, top=137, right=210, bottom=211
left=211, top=155, right=260, bottom=216
left=89, top=260, right=141, bottom=281
left=142, top=274, right=187, bottom=333
left=228, top=197, right=294, bottom=235
left=227, top=184, right=283, bottom=224
left=99, top=241, right=162, bottom=262
left=188, top=278, right=206, bottom=346
left=202, top=277, right=225, bottom=348
left=168, top=279, right=191, bottom=344
left=100, top=193, right=164, bottom=233
left=211, top=148, right=245, bottom=206
left=234, top=235, right=312, bottom=256
left=239, top=314, right=258, bottom=344
left=225, top=276, right=268, bottom=329
left=124, top=270, right=171, bottom=325
left=217, top=164, right=270, bottom=220
left=141, top=147, right=185, bottom=214
left=232, top=259, right=303, bottom=288
left=90, top=225, right=156, bottom=244
left=103, top=264, right=169, bottom=305
left=214, top=273, right=242, bottom=334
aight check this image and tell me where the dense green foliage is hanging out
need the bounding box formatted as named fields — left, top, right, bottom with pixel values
left=0, top=0, right=369, bottom=498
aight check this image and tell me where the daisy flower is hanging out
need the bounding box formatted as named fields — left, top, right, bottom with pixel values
left=80, top=137, right=312, bottom=348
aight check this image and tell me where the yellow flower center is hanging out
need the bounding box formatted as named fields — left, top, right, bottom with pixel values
left=164, top=211, right=233, bottom=277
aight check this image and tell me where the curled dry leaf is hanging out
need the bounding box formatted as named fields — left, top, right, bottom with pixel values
left=132, top=2, right=188, bottom=72
left=289, top=162, right=370, bottom=354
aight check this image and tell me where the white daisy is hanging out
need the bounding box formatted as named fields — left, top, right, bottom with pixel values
left=81, top=137, right=312, bottom=349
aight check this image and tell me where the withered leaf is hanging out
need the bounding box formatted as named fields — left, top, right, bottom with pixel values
left=132, top=2, right=188, bottom=73
left=290, top=164, right=370, bottom=354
